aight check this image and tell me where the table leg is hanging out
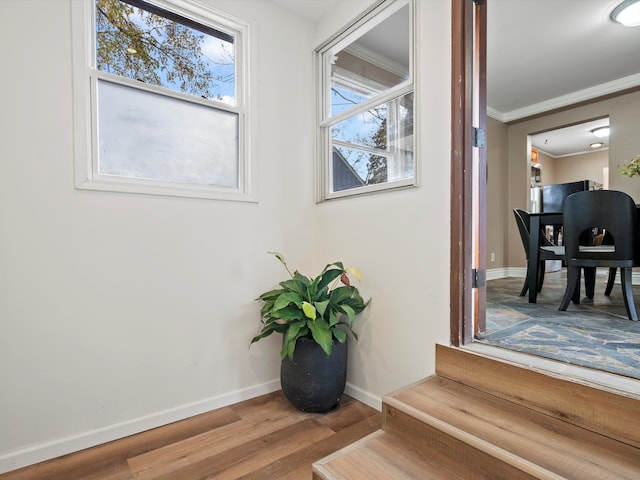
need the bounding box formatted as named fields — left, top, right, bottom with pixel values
left=528, top=216, right=541, bottom=303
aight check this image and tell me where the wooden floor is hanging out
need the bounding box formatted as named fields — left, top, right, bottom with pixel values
left=1, top=392, right=380, bottom=480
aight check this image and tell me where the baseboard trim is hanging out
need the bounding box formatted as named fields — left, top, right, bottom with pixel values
left=0, top=380, right=281, bottom=475
left=488, top=267, right=640, bottom=285
left=345, top=382, right=382, bottom=412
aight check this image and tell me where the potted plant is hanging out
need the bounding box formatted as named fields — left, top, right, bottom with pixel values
left=619, top=154, right=640, bottom=178
left=251, top=252, right=370, bottom=412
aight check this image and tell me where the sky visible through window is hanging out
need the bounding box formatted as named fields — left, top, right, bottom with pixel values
left=95, top=0, right=235, bottom=104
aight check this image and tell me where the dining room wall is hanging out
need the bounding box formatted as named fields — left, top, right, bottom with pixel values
left=498, top=89, right=640, bottom=268
left=487, top=117, right=509, bottom=270
left=552, top=150, right=608, bottom=186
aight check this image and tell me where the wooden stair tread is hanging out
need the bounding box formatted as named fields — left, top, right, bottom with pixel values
left=314, top=346, right=640, bottom=480
left=312, top=430, right=467, bottom=480
left=383, top=376, right=640, bottom=479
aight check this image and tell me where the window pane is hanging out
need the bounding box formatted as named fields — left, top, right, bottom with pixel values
left=97, top=80, right=239, bottom=187
left=329, top=4, right=410, bottom=117
left=332, top=105, right=387, bottom=149
left=331, top=92, right=413, bottom=192
left=95, top=0, right=235, bottom=104
left=333, top=146, right=386, bottom=191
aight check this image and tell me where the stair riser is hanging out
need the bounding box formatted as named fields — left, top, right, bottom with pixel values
left=436, top=344, right=640, bottom=448
left=383, top=405, right=540, bottom=480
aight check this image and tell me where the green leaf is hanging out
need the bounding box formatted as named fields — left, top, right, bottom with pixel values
left=285, top=320, right=305, bottom=343
left=258, top=289, right=283, bottom=301
left=333, top=328, right=347, bottom=343
left=340, top=304, right=356, bottom=324
left=281, top=335, right=296, bottom=360
left=250, top=322, right=284, bottom=344
left=328, top=309, right=339, bottom=326
left=280, top=276, right=308, bottom=297
left=330, top=286, right=354, bottom=304
left=302, top=301, right=317, bottom=319
left=273, top=292, right=302, bottom=312
left=317, top=267, right=343, bottom=292
left=268, top=305, right=304, bottom=321
left=307, top=319, right=333, bottom=357
left=314, top=300, right=330, bottom=318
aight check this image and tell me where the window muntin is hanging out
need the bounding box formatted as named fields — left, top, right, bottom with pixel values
left=330, top=91, right=413, bottom=190
left=72, top=0, right=251, bottom=201
left=318, top=0, right=414, bottom=200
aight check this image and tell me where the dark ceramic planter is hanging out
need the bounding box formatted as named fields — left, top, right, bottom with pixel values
left=280, top=336, right=347, bottom=413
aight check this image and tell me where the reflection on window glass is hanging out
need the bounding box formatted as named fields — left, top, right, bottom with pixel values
left=95, top=0, right=235, bottom=104
left=320, top=0, right=413, bottom=198
left=331, top=92, right=413, bottom=193
left=329, top=4, right=410, bottom=117
left=331, top=105, right=387, bottom=148
left=97, top=80, right=239, bottom=187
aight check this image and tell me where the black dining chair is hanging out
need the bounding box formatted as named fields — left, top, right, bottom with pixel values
left=558, top=190, right=638, bottom=321
left=513, top=208, right=565, bottom=296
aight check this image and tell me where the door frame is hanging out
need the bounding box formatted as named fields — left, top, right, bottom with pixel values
left=450, top=0, right=487, bottom=346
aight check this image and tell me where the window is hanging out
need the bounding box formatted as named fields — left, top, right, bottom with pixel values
left=317, top=0, right=414, bottom=200
left=72, top=0, right=253, bottom=201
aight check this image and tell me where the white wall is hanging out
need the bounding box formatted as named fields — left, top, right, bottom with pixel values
left=0, top=0, right=452, bottom=473
left=314, top=0, right=451, bottom=404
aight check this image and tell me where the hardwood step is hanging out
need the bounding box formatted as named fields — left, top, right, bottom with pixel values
left=312, top=430, right=467, bottom=479
left=313, top=345, right=640, bottom=479
left=435, top=344, right=640, bottom=448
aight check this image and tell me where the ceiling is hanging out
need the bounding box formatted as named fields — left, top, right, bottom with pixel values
left=272, top=0, right=640, bottom=156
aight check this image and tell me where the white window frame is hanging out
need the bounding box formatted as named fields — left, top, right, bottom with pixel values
left=316, top=0, right=415, bottom=201
left=71, top=0, right=255, bottom=202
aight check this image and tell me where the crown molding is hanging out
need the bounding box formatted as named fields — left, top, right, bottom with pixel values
left=489, top=72, right=640, bottom=123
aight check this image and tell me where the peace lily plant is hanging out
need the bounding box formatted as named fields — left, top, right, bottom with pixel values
left=251, top=252, right=369, bottom=360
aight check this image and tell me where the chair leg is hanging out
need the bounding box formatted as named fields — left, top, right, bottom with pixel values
left=520, top=278, right=528, bottom=296
left=605, top=267, right=616, bottom=296
left=537, top=261, right=546, bottom=292
left=584, top=267, right=595, bottom=299
left=520, top=264, right=530, bottom=296
left=559, top=266, right=580, bottom=311
left=572, top=267, right=582, bottom=305
left=620, top=267, right=638, bottom=321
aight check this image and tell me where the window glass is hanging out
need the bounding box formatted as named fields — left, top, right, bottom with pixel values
left=329, top=5, right=410, bottom=118
left=95, top=0, right=235, bottom=104
left=97, top=80, right=239, bottom=187
left=319, top=0, right=414, bottom=199
left=331, top=91, right=413, bottom=191
left=71, top=0, right=250, bottom=200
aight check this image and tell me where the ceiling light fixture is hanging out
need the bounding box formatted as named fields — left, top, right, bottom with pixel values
left=590, top=142, right=604, bottom=149
left=611, top=0, right=640, bottom=26
left=591, top=126, right=610, bottom=138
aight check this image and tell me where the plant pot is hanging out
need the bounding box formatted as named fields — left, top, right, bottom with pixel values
left=280, top=336, right=347, bottom=413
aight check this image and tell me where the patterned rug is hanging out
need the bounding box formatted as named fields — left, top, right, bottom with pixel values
left=484, top=272, right=640, bottom=380
left=483, top=317, right=640, bottom=379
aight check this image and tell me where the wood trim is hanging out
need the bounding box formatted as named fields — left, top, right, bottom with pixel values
left=450, top=0, right=474, bottom=346
left=474, top=0, right=487, bottom=339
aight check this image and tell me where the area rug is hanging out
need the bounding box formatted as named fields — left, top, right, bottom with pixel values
left=483, top=317, right=640, bottom=380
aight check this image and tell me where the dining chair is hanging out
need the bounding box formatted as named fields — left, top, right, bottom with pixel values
left=558, top=190, right=638, bottom=321
left=513, top=208, right=565, bottom=296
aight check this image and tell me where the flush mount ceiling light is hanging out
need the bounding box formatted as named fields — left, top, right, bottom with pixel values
left=591, top=126, right=610, bottom=138
left=611, top=0, right=640, bottom=26
left=590, top=142, right=604, bottom=149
